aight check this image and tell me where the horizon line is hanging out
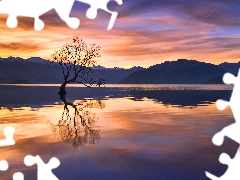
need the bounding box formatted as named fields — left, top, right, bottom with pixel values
left=0, top=56, right=238, bottom=69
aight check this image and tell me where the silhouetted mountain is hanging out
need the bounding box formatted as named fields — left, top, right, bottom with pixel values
left=219, top=62, right=240, bottom=76
left=120, top=59, right=227, bottom=84
left=26, top=57, right=50, bottom=64
left=0, top=57, right=144, bottom=84
left=0, top=57, right=63, bottom=83
left=91, top=66, right=144, bottom=83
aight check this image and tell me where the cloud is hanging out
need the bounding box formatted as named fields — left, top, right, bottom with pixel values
left=0, top=0, right=240, bottom=67
left=0, top=41, right=43, bottom=52
left=119, top=0, right=240, bottom=28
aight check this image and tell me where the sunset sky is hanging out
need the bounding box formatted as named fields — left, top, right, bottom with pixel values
left=0, top=0, right=240, bottom=68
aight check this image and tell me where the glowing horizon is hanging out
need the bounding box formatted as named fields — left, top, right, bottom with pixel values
left=0, top=1, right=240, bottom=68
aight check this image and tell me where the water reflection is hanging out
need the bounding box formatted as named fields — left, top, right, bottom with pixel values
left=48, top=99, right=105, bottom=148
left=0, top=85, right=231, bottom=108
left=0, top=85, right=236, bottom=179
left=0, top=94, right=236, bottom=179
left=128, top=90, right=231, bottom=107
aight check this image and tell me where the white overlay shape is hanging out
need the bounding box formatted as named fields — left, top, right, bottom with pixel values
left=0, top=0, right=123, bottom=31
left=12, top=172, right=24, bottom=180
left=206, top=69, right=240, bottom=179
left=77, top=0, right=123, bottom=30
left=0, top=126, right=15, bottom=146
left=24, top=155, right=60, bottom=180
left=0, top=160, right=8, bottom=171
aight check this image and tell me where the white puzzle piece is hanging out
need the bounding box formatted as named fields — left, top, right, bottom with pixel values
left=12, top=172, right=24, bottom=180
left=206, top=69, right=240, bottom=179
left=0, top=0, right=79, bottom=31
left=0, top=160, right=8, bottom=171
left=0, top=126, right=15, bottom=146
left=0, top=0, right=123, bottom=31
left=0, top=126, right=60, bottom=179
left=24, top=155, right=60, bottom=180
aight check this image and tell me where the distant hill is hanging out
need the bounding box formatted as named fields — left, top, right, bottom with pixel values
left=119, top=59, right=227, bottom=84
left=0, top=57, right=63, bottom=84
left=1, top=57, right=234, bottom=84
left=219, top=62, right=240, bottom=76
left=91, top=66, right=144, bottom=84
left=0, top=57, right=144, bottom=84
left=8, top=79, right=31, bottom=84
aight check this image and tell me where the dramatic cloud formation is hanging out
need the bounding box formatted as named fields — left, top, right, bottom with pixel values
left=0, top=0, right=240, bottom=67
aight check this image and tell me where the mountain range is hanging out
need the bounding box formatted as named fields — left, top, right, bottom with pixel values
left=0, top=57, right=144, bottom=84
left=0, top=57, right=239, bottom=84
left=120, top=59, right=228, bottom=84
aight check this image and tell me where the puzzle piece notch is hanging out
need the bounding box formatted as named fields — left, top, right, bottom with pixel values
left=0, top=126, right=15, bottom=146
left=12, top=172, right=24, bottom=180
left=77, top=0, right=123, bottom=30
left=206, top=69, right=240, bottom=179
left=206, top=148, right=240, bottom=180
left=212, top=122, right=240, bottom=146
left=24, top=155, right=60, bottom=180
left=212, top=70, right=240, bottom=145
left=216, top=99, right=229, bottom=111
left=0, top=160, right=24, bottom=180
left=217, top=70, right=240, bottom=122
left=0, top=160, right=8, bottom=171
left=222, top=72, right=236, bottom=85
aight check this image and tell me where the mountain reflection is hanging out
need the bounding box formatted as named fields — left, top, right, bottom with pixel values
left=0, top=85, right=231, bottom=109
left=128, top=90, right=231, bottom=107
left=48, top=99, right=105, bottom=148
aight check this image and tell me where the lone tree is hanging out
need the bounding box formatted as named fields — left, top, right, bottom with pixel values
left=51, top=36, right=105, bottom=102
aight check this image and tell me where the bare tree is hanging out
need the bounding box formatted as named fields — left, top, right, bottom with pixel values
left=51, top=36, right=105, bottom=102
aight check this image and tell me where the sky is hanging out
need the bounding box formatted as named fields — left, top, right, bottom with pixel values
left=0, top=0, right=240, bottom=68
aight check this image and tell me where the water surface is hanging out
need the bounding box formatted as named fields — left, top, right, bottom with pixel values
left=0, top=84, right=237, bottom=180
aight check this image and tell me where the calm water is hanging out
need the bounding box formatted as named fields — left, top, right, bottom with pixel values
left=0, top=84, right=237, bottom=180
left=0, top=83, right=233, bottom=90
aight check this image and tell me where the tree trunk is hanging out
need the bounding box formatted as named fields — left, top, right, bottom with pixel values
left=59, top=81, right=67, bottom=102
left=59, top=75, right=77, bottom=102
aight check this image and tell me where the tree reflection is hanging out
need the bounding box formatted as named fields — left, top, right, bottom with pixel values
left=49, top=99, right=105, bottom=148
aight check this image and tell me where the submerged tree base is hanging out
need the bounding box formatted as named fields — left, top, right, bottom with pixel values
left=58, top=82, right=68, bottom=102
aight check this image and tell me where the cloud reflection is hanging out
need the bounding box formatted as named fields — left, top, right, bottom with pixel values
left=0, top=95, right=237, bottom=179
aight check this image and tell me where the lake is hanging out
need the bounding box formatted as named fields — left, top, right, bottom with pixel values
left=0, top=84, right=237, bottom=180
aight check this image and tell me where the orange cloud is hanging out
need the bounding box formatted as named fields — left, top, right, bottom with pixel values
left=0, top=2, right=240, bottom=68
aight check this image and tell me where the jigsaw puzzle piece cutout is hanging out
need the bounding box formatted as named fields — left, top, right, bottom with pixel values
left=12, top=172, right=24, bottom=180
left=217, top=70, right=240, bottom=121
left=24, top=155, right=60, bottom=180
left=0, top=160, right=24, bottom=180
left=222, top=72, right=236, bottom=85
left=206, top=70, right=240, bottom=179
left=216, top=99, right=229, bottom=111
left=0, top=0, right=80, bottom=31
left=0, top=0, right=54, bottom=30
left=0, top=160, right=8, bottom=171
left=76, top=0, right=123, bottom=30
left=0, top=126, right=15, bottom=146
left=206, top=148, right=240, bottom=180
left=213, top=70, right=240, bottom=147
left=54, top=0, right=80, bottom=29
left=212, top=123, right=240, bottom=146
